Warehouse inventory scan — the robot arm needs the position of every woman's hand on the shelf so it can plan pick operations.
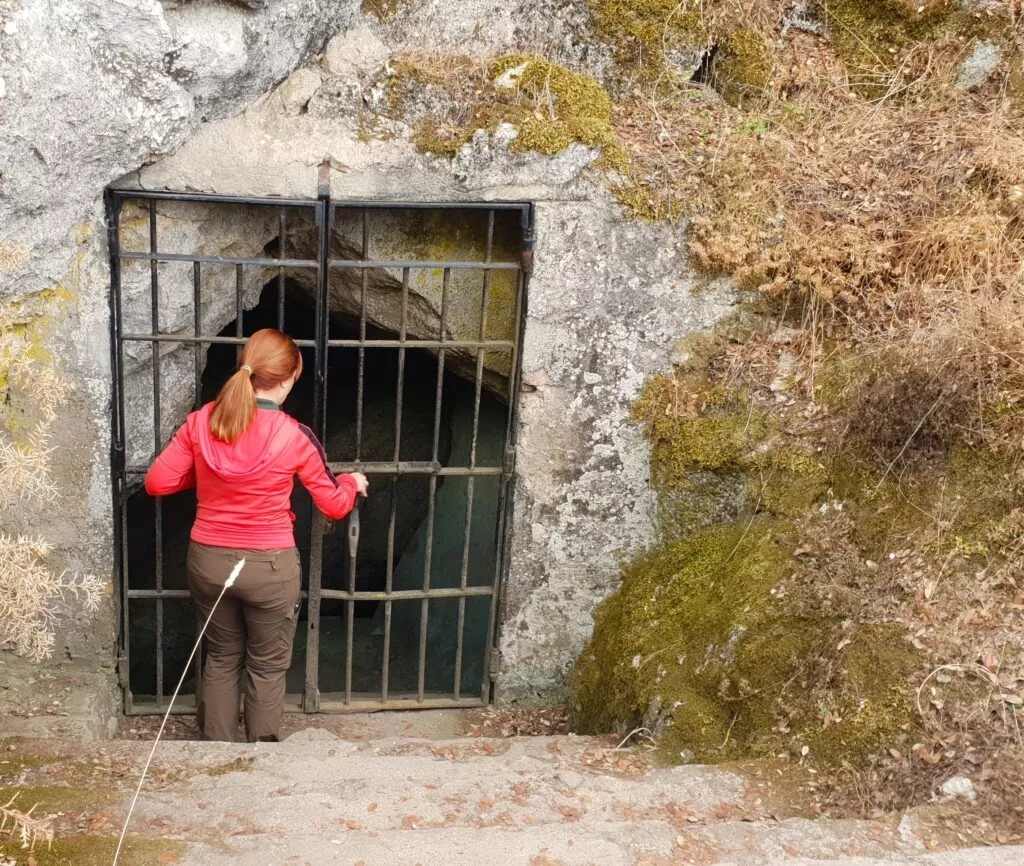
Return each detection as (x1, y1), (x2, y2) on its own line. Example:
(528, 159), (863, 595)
(351, 472), (369, 497)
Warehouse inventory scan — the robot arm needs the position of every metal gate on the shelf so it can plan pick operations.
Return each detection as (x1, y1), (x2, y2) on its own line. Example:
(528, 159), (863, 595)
(106, 175), (532, 715)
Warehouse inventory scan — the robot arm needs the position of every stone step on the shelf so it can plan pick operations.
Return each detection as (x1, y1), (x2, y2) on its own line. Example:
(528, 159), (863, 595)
(9, 729), (1024, 865)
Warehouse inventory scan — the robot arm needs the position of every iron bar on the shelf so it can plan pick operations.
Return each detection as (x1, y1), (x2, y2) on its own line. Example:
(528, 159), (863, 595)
(453, 210), (495, 699)
(381, 474), (397, 703)
(417, 476), (435, 703)
(235, 263), (243, 363)
(325, 338), (514, 349)
(481, 267), (527, 699)
(278, 207), (287, 331)
(355, 208), (368, 461)
(418, 267), (450, 702)
(122, 334), (512, 351)
(303, 512), (324, 713)
(110, 190), (320, 207)
(193, 262), (202, 409)
(118, 251), (317, 268)
(126, 586), (493, 601)
(321, 587), (493, 602)
(148, 199), (165, 710)
(332, 201), (529, 211)
(345, 510), (356, 706)
(126, 695), (487, 716)
(381, 268), (410, 703)
(124, 462), (505, 476)
(315, 193), (332, 441)
(329, 260), (519, 271)
(121, 334), (317, 348)
(106, 190), (132, 714)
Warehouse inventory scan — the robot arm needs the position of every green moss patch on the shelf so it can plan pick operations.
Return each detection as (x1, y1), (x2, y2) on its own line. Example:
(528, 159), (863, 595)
(710, 29), (774, 107)
(397, 55), (624, 167)
(0, 786), (118, 814)
(14, 836), (185, 866)
(588, 0), (706, 70)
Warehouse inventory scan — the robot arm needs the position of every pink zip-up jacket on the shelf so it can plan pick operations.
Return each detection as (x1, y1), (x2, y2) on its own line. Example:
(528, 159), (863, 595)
(145, 399), (358, 550)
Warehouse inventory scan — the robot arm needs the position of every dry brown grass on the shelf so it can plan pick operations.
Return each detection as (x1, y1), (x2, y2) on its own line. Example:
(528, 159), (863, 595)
(602, 5), (1024, 834)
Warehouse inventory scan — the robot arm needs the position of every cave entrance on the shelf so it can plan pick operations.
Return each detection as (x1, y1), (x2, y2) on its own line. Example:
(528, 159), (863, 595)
(108, 188), (533, 714)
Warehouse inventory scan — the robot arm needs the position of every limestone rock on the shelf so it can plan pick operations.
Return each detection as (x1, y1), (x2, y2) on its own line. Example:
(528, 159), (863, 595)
(939, 775), (977, 802)
(323, 23), (389, 78)
(278, 67), (323, 115)
(956, 41), (1001, 89)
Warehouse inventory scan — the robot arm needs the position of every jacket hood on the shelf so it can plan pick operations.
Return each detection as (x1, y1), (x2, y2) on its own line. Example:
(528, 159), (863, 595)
(192, 403), (294, 482)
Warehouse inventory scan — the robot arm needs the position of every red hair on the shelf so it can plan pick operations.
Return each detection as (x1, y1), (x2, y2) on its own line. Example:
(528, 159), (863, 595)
(209, 329), (302, 443)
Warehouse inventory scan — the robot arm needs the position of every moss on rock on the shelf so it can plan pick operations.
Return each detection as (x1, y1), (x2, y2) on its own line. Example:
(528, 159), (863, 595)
(821, 0), (957, 81)
(710, 29), (774, 107)
(407, 55), (624, 164)
(24, 835), (185, 866)
(587, 0), (706, 71)
(573, 518), (799, 758)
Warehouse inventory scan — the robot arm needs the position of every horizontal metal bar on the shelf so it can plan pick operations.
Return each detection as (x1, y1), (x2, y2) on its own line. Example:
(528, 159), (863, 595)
(124, 462), (505, 475)
(331, 200), (530, 212)
(329, 260), (520, 271)
(126, 694), (487, 716)
(326, 339), (514, 349)
(110, 189), (322, 208)
(121, 334), (316, 348)
(127, 589), (191, 599)
(316, 696), (486, 712)
(329, 463), (504, 477)
(318, 586), (492, 602)
(119, 251), (318, 268)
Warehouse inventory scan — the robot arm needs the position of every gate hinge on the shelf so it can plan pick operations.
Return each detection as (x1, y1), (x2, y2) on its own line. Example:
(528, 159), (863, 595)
(502, 445), (516, 473)
(519, 248), (534, 277)
(116, 652), (130, 690)
(488, 651), (501, 680)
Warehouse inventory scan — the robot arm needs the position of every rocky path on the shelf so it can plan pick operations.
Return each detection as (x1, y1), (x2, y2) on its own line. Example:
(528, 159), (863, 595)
(3, 718), (1024, 865)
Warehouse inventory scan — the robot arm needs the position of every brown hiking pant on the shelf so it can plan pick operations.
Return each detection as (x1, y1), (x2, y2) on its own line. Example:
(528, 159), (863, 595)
(187, 541), (301, 743)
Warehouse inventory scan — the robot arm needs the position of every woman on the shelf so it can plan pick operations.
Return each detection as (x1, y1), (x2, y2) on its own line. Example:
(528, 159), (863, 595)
(145, 328), (368, 742)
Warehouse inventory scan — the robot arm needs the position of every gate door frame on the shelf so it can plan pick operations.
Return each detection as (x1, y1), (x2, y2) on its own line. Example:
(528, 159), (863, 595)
(107, 179), (534, 715)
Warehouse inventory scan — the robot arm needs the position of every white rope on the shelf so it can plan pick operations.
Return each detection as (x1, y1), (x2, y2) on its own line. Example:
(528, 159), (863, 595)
(112, 557), (245, 865)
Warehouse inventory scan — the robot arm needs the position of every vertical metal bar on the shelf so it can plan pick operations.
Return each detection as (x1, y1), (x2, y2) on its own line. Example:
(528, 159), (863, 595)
(303, 512), (324, 712)
(484, 206), (533, 702)
(317, 205), (333, 441)
(149, 200), (165, 709)
(454, 211), (494, 699)
(106, 191), (133, 714)
(382, 267), (409, 702)
(418, 267), (450, 702)
(234, 263), (243, 363)
(355, 209), (368, 460)
(345, 518), (355, 705)
(346, 209), (368, 705)
(394, 268), (409, 462)
(417, 476), (435, 703)
(277, 207), (287, 331)
(482, 266), (526, 701)
(308, 178), (331, 708)
(193, 261), (202, 410)
(381, 476), (397, 702)
(431, 269), (451, 461)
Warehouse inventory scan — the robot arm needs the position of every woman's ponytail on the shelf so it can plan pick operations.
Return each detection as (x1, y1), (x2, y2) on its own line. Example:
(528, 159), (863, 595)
(209, 366), (257, 443)
(209, 329), (303, 443)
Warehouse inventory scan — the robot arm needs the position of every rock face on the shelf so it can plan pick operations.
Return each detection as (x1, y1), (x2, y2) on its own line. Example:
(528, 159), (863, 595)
(1, 0), (734, 732)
